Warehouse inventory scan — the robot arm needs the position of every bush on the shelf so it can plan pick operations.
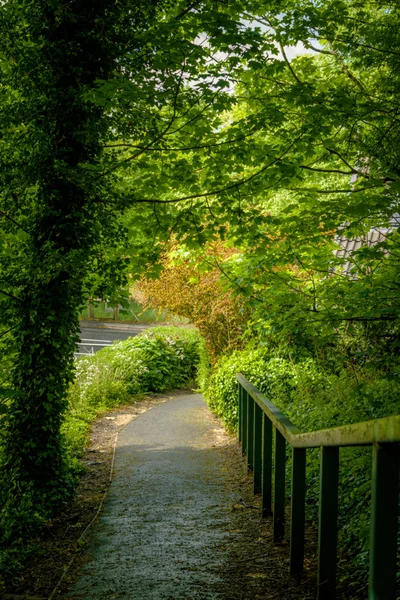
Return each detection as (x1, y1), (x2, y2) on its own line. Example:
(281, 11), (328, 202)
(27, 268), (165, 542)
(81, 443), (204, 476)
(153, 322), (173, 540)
(138, 244), (249, 359)
(63, 326), (209, 458)
(205, 348), (400, 597)
(204, 348), (295, 431)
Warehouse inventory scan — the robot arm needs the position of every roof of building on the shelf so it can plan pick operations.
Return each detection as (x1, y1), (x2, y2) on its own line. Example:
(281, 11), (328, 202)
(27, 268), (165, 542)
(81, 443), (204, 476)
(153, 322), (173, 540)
(334, 214), (399, 273)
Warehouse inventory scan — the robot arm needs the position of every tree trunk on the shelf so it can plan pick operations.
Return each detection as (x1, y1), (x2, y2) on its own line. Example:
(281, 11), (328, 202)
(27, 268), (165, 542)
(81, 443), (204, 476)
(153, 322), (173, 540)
(88, 302), (95, 319)
(0, 0), (145, 521)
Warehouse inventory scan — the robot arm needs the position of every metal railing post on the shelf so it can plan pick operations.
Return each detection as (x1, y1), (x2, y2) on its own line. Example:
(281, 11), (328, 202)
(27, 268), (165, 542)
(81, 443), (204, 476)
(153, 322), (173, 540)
(368, 443), (399, 600)
(262, 414), (273, 517)
(317, 446), (339, 600)
(290, 447), (306, 574)
(253, 402), (262, 493)
(273, 429), (286, 542)
(242, 390), (248, 457)
(247, 393), (254, 471)
(238, 383), (242, 444)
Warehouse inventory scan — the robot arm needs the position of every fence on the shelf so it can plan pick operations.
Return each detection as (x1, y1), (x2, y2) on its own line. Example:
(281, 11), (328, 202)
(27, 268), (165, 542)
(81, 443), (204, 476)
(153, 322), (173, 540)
(237, 373), (400, 600)
(74, 338), (113, 357)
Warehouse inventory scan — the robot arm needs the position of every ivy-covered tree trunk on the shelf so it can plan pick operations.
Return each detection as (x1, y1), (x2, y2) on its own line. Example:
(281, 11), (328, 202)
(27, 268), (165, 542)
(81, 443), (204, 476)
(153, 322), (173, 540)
(0, 0), (155, 529)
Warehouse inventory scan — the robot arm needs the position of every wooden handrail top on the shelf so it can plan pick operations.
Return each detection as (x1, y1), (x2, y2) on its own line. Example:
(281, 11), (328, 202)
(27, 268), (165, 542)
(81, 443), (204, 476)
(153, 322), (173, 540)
(237, 374), (400, 448)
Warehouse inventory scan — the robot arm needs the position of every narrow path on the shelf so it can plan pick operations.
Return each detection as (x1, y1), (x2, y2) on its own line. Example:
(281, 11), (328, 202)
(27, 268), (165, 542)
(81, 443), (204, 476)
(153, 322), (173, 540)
(69, 395), (238, 600)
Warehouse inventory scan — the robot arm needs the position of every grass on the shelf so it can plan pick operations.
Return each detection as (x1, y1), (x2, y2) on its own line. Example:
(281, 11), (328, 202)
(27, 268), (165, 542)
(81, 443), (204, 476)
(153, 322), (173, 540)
(79, 299), (187, 324)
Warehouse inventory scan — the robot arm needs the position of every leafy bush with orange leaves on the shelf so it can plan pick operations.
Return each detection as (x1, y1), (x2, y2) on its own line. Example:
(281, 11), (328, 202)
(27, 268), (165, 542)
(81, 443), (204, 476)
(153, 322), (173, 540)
(137, 245), (248, 360)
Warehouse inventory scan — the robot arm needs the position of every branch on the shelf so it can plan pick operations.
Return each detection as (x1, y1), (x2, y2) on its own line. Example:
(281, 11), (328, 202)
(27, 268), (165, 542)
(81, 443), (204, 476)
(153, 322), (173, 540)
(308, 22), (400, 58)
(103, 131), (255, 152)
(288, 184), (383, 194)
(320, 314), (398, 323)
(257, 75), (289, 89)
(279, 43), (302, 84)
(0, 325), (16, 340)
(100, 60), (187, 176)
(335, 37), (400, 58)
(326, 148), (357, 172)
(102, 90), (224, 175)
(174, 0), (202, 21)
(166, 89), (221, 136)
(110, 135), (306, 205)
(310, 37), (366, 91)
(299, 165), (356, 176)
(0, 289), (21, 303)
(269, 270), (314, 299)
(307, 43), (335, 56)
(249, 14), (303, 84)
(0, 209), (29, 234)
(207, 256), (264, 303)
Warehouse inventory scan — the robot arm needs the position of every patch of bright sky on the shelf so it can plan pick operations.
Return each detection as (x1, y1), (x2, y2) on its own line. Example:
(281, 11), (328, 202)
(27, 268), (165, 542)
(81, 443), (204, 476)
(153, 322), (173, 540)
(241, 17), (321, 60)
(283, 41), (313, 60)
(195, 17), (320, 68)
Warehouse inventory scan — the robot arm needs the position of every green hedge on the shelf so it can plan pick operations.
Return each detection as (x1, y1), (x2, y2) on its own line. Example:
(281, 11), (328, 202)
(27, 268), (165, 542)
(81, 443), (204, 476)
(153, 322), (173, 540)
(204, 349), (295, 431)
(204, 348), (400, 597)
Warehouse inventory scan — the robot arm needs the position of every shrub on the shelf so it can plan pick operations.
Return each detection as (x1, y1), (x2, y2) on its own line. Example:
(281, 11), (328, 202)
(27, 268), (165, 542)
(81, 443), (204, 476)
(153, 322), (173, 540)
(138, 243), (249, 360)
(204, 348), (296, 431)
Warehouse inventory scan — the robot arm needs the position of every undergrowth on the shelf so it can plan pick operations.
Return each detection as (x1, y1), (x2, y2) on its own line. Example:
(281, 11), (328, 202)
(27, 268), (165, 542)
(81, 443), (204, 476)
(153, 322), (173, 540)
(64, 326), (209, 462)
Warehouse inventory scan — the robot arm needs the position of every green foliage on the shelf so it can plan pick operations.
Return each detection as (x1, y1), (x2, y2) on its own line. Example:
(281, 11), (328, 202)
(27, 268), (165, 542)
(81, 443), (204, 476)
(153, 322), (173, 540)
(0, 0), (267, 524)
(139, 244), (248, 359)
(1, 0), (398, 507)
(205, 348), (295, 431)
(0, 0), (399, 593)
(0, 328), (15, 421)
(205, 348), (399, 595)
(0, 0), (163, 534)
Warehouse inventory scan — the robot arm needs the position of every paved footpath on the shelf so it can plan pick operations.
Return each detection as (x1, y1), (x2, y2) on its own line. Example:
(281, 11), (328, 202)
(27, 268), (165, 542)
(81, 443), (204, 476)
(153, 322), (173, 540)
(69, 394), (239, 600)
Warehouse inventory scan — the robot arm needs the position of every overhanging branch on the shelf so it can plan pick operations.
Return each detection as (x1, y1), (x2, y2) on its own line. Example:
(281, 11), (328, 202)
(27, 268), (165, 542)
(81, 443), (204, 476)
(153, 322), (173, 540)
(105, 134), (306, 205)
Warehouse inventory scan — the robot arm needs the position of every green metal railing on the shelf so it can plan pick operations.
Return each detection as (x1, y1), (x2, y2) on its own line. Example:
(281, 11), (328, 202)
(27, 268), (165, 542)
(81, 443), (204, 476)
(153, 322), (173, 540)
(237, 374), (400, 600)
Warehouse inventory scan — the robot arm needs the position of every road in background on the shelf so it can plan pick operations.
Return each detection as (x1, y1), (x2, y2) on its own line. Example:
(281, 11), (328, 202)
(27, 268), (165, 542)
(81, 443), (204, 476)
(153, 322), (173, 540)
(78, 320), (152, 355)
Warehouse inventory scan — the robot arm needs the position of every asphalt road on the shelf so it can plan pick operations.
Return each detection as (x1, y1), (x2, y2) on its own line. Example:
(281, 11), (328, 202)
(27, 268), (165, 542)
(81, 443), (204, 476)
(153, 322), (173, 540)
(78, 320), (152, 354)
